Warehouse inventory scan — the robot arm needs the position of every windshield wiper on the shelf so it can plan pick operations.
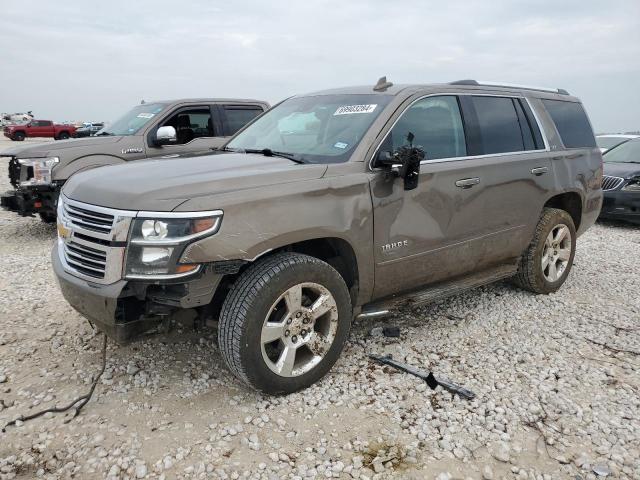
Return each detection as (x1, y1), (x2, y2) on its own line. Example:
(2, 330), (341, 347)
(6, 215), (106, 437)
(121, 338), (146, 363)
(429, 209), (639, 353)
(237, 148), (305, 164)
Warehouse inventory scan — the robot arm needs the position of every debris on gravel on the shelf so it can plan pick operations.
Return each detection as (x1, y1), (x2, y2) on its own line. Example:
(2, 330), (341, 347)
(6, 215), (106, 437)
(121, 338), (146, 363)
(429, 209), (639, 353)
(0, 154), (639, 479)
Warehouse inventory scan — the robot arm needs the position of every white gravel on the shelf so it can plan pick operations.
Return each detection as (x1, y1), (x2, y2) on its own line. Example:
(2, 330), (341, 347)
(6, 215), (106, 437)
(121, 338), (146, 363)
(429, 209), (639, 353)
(0, 143), (639, 479)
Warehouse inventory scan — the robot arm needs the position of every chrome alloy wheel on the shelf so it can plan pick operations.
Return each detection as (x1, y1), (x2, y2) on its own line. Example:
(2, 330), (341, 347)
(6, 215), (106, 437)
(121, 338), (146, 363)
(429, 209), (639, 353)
(541, 224), (572, 282)
(260, 282), (338, 378)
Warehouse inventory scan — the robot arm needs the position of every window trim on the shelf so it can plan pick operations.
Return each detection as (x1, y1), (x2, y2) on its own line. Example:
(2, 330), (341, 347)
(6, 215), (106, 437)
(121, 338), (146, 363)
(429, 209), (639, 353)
(368, 93), (550, 171)
(146, 104), (218, 148)
(219, 104), (266, 136)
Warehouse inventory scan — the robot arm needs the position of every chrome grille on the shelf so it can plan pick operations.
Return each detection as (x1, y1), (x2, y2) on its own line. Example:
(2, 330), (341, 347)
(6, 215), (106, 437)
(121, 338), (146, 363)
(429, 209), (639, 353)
(602, 175), (624, 191)
(63, 241), (107, 279)
(57, 196), (134, 284)
(63, 202), (114, 234)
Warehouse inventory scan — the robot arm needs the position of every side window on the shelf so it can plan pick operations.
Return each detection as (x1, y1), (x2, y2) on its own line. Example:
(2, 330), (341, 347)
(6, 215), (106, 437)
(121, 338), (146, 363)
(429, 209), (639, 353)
(43, 121), (53, 127)
(541, 99), (596, 148)
(472, 96), (524, 154)
(160, 107), (214, 145)
(223, 106), (264, 136)
(387, 96), (467, 160)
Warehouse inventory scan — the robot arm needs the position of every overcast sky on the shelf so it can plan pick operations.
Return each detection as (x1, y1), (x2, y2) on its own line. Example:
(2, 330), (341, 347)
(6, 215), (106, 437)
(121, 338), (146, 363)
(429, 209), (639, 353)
(1, 0), (638, 133)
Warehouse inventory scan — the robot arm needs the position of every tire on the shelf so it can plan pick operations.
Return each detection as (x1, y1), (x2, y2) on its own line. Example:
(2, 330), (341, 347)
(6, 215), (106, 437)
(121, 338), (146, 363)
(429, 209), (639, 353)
(13, 132), (25, 141)
(218, 252), (352, 394)
(38, 212), (56, 223)
(57, 132), (70, 140)
(513, 207), (576, 294)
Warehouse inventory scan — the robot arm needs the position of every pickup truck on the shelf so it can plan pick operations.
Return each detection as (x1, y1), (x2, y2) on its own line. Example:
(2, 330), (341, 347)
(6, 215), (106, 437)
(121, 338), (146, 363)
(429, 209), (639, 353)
(52, 79), (602, 394)
(1, 98), (269, 222)
(3, 120), (76, 141)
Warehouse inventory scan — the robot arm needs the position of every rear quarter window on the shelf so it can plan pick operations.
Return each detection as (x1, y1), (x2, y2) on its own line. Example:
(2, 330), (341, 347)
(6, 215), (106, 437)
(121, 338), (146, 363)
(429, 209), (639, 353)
(542, 99), (596, 148)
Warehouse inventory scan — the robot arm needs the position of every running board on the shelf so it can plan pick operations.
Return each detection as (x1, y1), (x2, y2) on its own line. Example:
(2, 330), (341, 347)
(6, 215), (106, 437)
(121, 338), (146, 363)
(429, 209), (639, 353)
(358, 263), (517, 318)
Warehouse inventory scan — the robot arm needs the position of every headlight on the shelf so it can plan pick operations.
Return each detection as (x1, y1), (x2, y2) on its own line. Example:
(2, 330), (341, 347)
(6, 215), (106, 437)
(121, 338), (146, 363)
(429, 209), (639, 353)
(18, 157), (59, 186)
(622, 177), (640, 192)
(124, 212), (222, 278)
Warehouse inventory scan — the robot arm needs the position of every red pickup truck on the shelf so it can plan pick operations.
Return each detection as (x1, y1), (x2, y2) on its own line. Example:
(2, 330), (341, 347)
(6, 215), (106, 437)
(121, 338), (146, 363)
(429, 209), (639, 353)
(4, 120), (76, 141)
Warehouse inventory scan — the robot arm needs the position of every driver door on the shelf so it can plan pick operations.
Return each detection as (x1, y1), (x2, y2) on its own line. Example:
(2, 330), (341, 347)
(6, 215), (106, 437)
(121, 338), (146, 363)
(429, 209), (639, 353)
(369, 95), (489, 298)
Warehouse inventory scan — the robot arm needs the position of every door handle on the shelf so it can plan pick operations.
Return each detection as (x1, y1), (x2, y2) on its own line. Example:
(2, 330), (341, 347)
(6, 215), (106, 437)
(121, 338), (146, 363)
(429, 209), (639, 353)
(531, 166), (549, 176)
(455, 177), (480, 188)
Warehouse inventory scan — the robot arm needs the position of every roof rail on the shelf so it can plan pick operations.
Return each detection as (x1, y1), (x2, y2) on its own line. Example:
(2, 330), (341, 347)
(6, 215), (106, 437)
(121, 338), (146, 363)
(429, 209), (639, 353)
(449, 79), (569, 95)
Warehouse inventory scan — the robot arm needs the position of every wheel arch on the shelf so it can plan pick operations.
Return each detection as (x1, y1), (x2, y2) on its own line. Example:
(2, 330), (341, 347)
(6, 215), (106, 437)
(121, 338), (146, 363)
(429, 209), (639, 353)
(543, 191), (583, 231)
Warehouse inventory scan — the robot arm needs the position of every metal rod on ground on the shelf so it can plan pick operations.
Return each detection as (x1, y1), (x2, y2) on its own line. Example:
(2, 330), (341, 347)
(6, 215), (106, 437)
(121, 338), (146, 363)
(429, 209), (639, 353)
(368, 353), (476, 400)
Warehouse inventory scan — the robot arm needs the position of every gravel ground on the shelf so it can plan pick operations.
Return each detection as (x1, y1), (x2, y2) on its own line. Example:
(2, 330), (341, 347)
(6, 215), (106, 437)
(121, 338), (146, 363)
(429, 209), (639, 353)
(0, 138), (639, 480)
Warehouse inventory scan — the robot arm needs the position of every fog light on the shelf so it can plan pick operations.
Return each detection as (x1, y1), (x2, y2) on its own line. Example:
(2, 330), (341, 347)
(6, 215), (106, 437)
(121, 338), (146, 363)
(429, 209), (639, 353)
(141, 247), (172, 264)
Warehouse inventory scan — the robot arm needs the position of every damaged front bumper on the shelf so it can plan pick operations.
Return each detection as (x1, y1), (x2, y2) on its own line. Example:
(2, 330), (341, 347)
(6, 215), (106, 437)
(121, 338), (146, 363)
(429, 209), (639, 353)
(599, 190), (640, 224)
(1, 186), (59, 217)
(52, 243), (224, 343)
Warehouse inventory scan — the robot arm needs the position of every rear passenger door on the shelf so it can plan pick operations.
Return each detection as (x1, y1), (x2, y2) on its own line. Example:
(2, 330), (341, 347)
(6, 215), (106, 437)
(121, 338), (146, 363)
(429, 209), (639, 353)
(460, 94), (554, 263)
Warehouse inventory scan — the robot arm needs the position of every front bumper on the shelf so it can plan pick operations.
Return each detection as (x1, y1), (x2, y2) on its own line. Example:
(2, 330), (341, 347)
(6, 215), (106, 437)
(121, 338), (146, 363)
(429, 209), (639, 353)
(599, 190), (640, 224)
(52, 242), (224, 343)
(1, 187), (59, 217)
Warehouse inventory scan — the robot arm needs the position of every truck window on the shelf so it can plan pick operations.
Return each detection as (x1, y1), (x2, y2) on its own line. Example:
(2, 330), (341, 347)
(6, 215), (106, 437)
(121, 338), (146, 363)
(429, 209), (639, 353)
(472, 96), (525, 154)
(387, 96), (467, 160)
(223, 106), (264, 136)
(41, 121), (53, 127)
(160, 107), (214, 144)
(541, 99), (596, 148)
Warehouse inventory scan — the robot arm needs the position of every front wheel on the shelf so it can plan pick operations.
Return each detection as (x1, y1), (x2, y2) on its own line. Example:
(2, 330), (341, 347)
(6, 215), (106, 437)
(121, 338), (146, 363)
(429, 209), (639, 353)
(513, 207), (576, 294)
(56, 132), (70, 140)
(218, 252), (352, 394)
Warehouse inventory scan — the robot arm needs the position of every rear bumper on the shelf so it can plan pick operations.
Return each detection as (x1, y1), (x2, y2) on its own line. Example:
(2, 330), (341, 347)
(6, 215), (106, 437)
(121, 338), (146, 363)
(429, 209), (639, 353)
(1, 187), (59, 217)
(599, 190), (640, 224)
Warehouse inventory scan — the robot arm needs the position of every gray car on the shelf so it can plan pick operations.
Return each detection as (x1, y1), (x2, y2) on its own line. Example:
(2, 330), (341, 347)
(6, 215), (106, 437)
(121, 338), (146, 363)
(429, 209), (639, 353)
(52, 78), (602, 394)
(1, 98), (269, 221)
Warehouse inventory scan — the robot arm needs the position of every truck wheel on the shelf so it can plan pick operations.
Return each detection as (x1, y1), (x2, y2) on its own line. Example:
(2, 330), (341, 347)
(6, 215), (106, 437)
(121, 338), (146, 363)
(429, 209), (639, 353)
(57, 131), (70, 140)
(13, 132), (25, 141)
(218, 252), (352, 394)
(38, 212), (56, 223)
(513, 207), (576, 294)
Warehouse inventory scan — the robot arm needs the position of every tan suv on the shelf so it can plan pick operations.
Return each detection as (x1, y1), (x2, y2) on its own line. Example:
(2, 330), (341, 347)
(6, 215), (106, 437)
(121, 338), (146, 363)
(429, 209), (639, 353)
(52, 78), (603, 394)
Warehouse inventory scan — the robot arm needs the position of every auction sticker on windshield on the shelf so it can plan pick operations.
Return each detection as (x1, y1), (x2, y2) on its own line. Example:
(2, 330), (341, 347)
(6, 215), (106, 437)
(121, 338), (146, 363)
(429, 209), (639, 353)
(334, 104), (377, 115)
(137, 113), (155, 119)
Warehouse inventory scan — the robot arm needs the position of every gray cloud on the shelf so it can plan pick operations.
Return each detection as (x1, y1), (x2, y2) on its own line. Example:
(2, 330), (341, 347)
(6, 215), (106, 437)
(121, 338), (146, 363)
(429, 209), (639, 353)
(1, 0), (638, 132)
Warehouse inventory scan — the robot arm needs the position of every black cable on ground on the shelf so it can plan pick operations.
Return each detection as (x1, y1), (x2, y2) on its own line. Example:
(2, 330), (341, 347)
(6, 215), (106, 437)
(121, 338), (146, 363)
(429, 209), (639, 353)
(1, 334), (108, 433)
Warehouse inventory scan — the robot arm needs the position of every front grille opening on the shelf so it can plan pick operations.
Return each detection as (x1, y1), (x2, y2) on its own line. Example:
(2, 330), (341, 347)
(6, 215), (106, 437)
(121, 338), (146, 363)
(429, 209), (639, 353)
(73, 232), (111, 246)
(602, 175), (624, 191)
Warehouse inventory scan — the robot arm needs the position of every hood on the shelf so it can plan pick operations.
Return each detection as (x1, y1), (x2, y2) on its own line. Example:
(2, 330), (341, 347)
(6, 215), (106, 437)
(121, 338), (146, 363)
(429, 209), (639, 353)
(63, 152), (328, 211)
(0, 135), (124, 158)
(603, 162), (640, 180)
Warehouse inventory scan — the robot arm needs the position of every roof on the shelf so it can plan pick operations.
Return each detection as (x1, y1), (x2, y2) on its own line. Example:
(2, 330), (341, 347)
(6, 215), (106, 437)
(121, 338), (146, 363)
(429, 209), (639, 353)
(144, 98), (269, 105)
(297, 80), (579, 102)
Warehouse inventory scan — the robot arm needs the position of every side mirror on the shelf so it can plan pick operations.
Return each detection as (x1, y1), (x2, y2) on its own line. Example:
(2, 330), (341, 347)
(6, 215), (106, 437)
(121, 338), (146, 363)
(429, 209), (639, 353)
(377, 146), (424, 191)
(155, 126), (177, 146)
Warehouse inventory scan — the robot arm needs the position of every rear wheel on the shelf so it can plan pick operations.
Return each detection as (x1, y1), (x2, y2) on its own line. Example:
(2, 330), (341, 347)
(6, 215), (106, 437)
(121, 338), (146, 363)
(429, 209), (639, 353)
(218, 252), (352, 394)
(13, 132), (25, 141)
(513, 207), (576, 294)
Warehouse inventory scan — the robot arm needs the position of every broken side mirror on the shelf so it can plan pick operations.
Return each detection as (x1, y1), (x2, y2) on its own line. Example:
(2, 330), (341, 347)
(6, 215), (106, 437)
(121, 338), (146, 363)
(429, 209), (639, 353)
(377, 144), (424, 191)
(155, 126), (177, 146)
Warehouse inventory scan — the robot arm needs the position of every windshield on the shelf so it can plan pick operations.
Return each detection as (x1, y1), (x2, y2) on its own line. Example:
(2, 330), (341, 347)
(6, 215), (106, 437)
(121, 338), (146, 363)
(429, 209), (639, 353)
(597, 136), (632, 150)
(603, 139), (640, 163)
(226, 94), (393, 163)
(98, 103), (168, 136)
